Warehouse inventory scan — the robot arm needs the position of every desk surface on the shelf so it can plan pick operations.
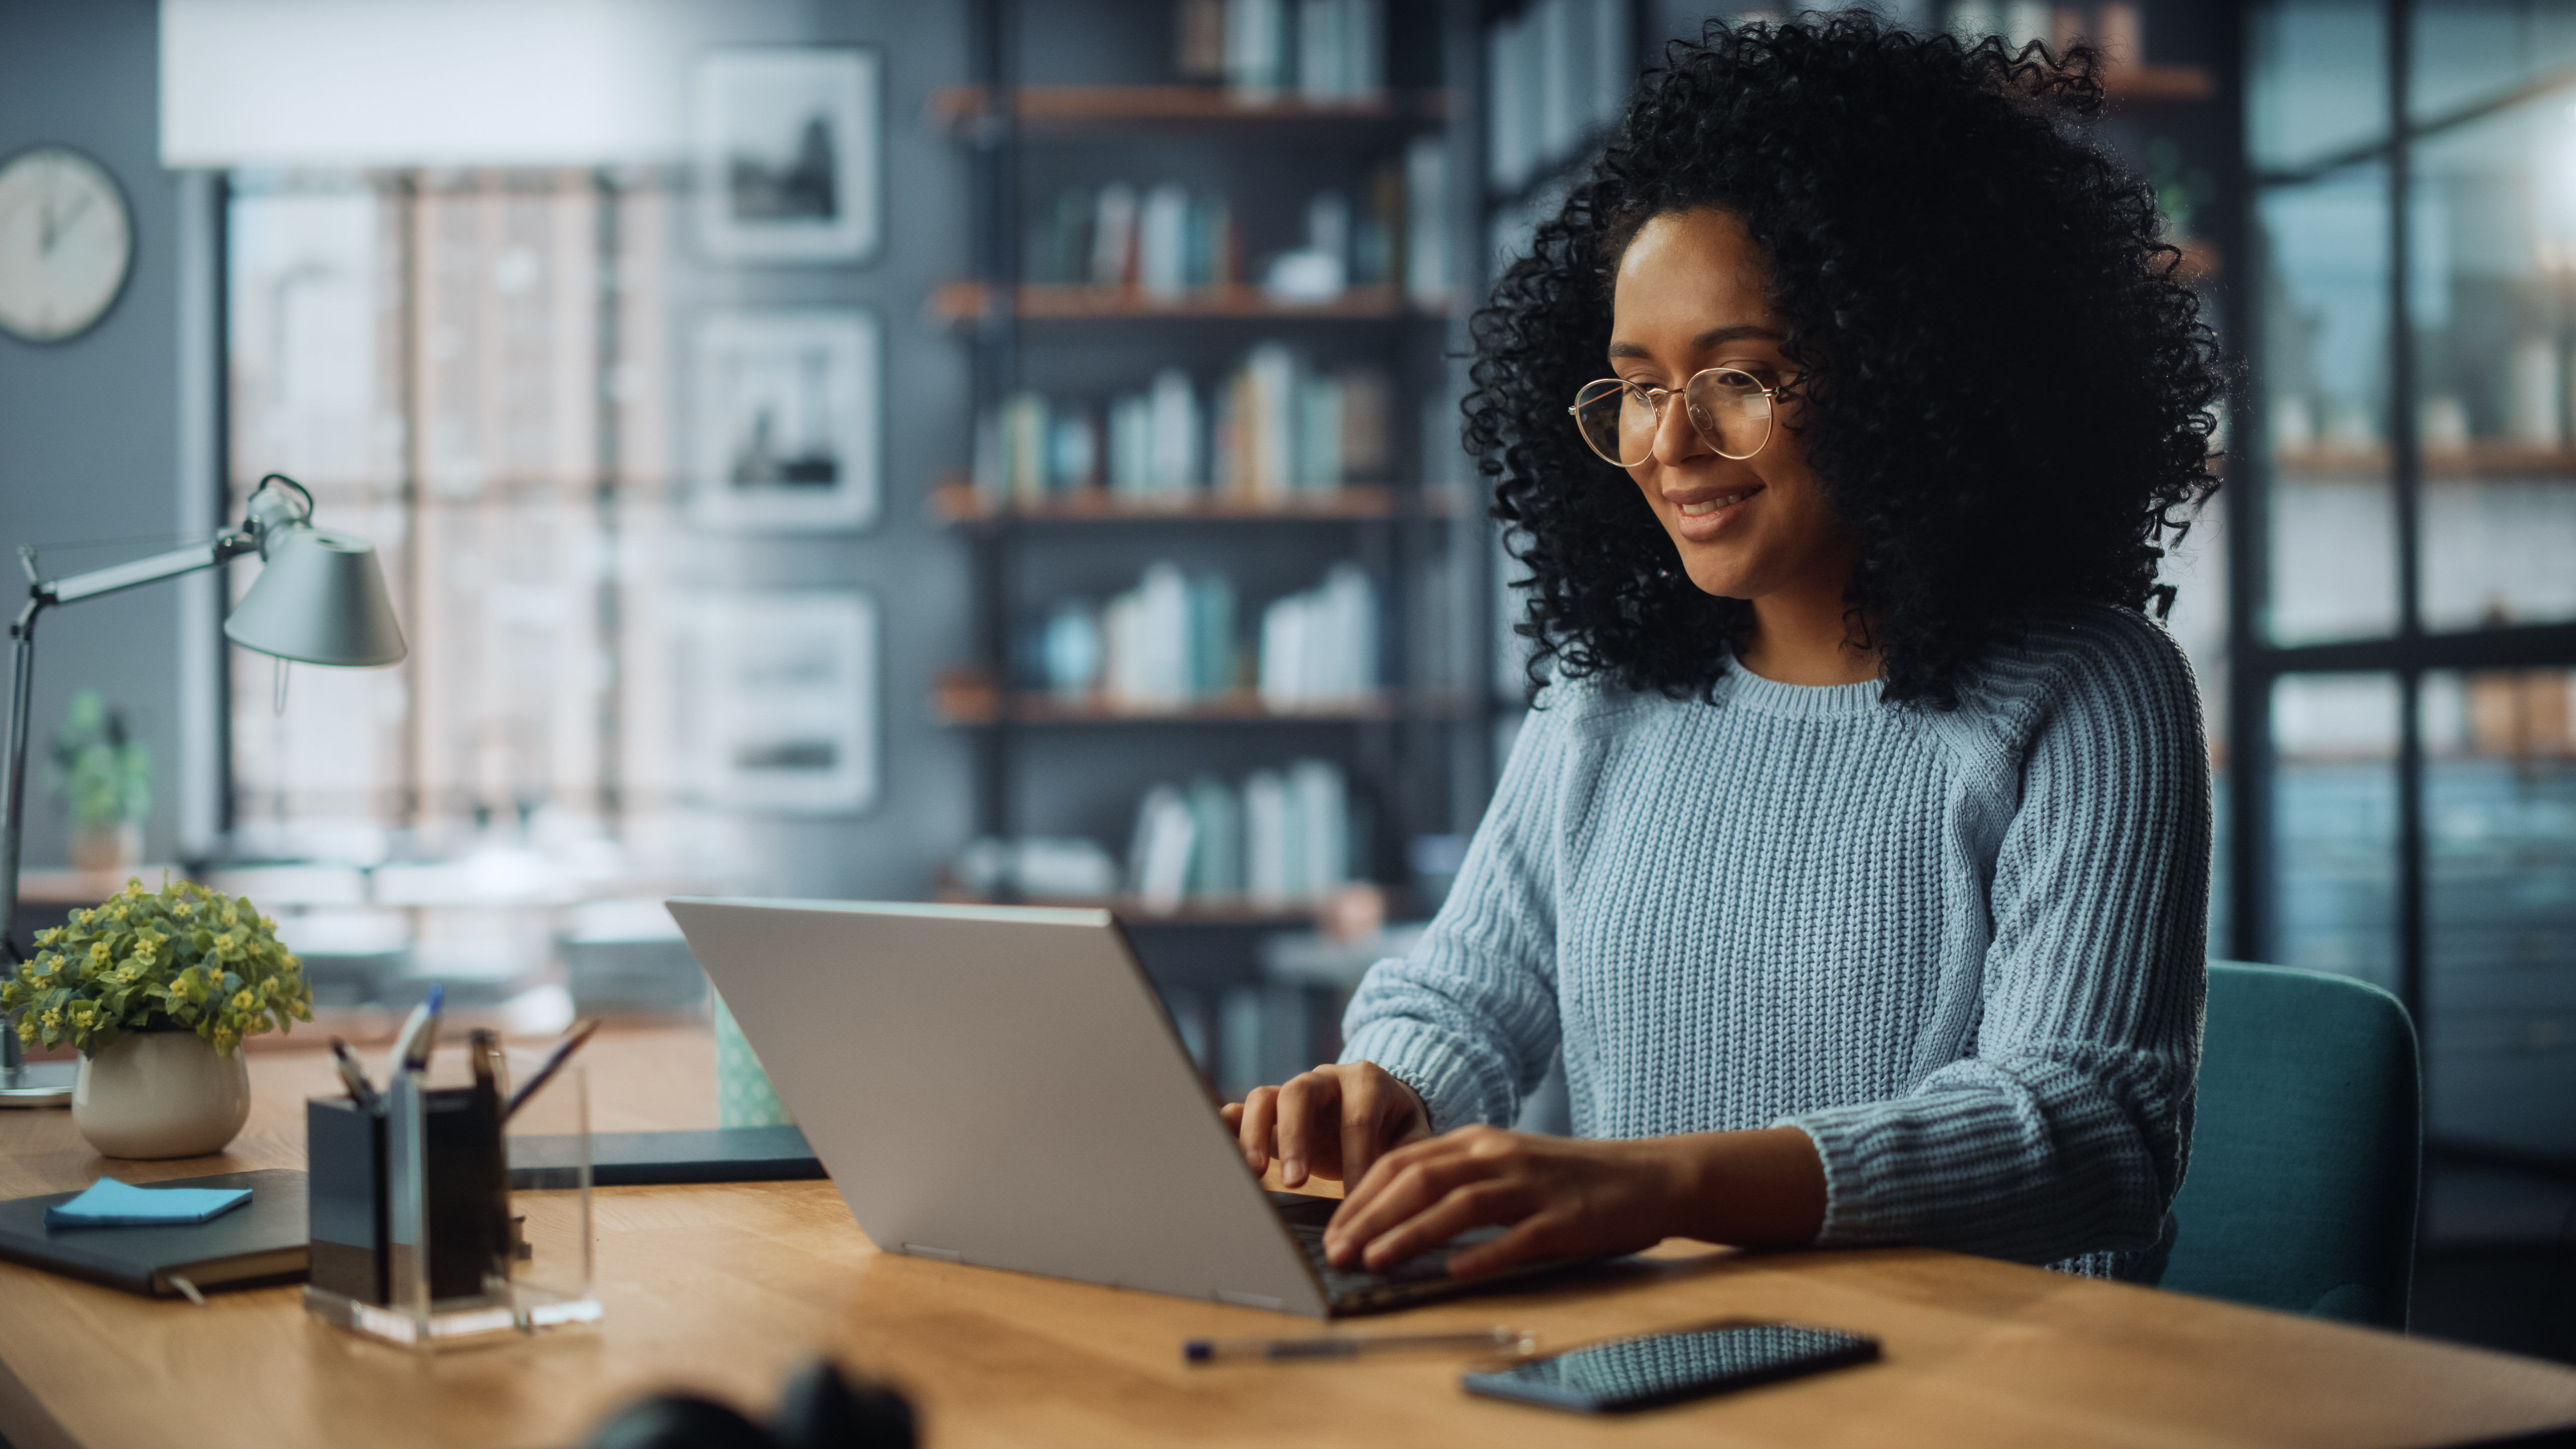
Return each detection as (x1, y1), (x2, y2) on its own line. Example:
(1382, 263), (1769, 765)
(0, 1030), (2571, 1449)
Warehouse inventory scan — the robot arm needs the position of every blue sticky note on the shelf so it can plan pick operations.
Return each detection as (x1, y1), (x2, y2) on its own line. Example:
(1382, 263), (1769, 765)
(43, 1178), (252, 1229)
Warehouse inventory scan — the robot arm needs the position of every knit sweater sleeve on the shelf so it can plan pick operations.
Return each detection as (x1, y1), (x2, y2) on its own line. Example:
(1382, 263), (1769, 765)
(1336, 701), (1575, 1132)
(1780, 615), (2211, 1266)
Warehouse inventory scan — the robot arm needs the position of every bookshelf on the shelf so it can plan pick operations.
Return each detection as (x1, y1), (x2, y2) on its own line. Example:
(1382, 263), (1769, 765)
(942, 0), (1487, 957)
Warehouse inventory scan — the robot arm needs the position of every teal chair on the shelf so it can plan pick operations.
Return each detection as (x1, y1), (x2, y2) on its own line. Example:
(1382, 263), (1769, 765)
(2162, 960), (2422, 1330)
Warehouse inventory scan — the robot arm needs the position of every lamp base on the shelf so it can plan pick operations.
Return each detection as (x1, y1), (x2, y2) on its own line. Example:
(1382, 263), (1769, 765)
(0, 1059), (75, 1107)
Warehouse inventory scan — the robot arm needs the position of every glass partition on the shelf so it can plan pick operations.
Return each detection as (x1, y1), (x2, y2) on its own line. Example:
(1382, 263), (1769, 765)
(2413, 99), (2576, 633)
(2423, 667), (2576, 1156)
(2271, 673), (2402, 990)
(2261, 167), (2401, 645)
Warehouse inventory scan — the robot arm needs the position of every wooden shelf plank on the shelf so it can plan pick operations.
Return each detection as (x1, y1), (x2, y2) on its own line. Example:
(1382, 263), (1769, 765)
(931, 85), (1451, 137)
(2278, 444), (2576, 480)
(932, 281), (1437, 323)
(933, 679), (1461, 727)
(2104, 65), (2217, 101)
(931, 480), (1478, 524)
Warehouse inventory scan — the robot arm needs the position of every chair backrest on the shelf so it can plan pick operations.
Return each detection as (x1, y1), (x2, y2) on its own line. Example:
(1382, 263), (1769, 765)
(2162, 960), (2421, 1329)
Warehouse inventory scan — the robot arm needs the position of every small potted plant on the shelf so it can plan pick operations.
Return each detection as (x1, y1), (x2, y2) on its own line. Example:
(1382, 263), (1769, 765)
(48, 690), (149, 872)
(2, 877), (313, 1158)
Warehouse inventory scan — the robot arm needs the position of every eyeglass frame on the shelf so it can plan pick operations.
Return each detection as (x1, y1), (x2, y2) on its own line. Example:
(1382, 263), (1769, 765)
(1565, 367), (1782, 466)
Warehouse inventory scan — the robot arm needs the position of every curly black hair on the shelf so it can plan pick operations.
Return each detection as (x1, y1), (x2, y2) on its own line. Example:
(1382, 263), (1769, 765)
(1466, 15), (2226, 707)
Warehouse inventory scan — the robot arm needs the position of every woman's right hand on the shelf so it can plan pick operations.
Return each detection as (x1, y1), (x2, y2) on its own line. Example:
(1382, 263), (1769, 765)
(1220, 1062), (1431, 1191)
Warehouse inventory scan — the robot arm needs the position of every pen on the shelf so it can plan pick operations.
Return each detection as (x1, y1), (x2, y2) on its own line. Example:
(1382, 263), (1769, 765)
(328, 1036), (380, 1113)
(466, 1028), (500, 1096)
(388, 983), (444, 1077)
(502, 1018), (599, 1120)
(1183, 1327), (1535, 1364)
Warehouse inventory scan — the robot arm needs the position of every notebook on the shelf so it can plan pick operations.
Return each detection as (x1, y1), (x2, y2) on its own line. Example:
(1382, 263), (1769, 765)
(505, 1126), (825, 1187)
(0, 1169), (308, 1300)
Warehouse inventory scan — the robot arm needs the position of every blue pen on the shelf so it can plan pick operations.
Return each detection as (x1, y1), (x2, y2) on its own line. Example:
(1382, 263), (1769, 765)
(390, 983), (444, 1076)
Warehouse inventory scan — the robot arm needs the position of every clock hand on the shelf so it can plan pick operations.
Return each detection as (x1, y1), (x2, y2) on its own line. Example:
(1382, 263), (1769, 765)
(41, 189), (94, 257)
(44, 190), (95, 255)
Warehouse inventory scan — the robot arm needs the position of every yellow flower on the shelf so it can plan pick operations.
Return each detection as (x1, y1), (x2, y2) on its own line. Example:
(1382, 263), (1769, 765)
(230, 989), (256, 1013)
(122, 879), (144, 898)
(220, 907), (239, 928)
(39, 1010), (60, 1031)
(211, 1027), (238, 1054)
(15, 1021), (32, 1043)
(173, 901), (193, 918)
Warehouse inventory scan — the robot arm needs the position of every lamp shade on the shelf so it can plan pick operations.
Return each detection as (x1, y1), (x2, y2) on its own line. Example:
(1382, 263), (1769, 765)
(222, 526), (408, 666)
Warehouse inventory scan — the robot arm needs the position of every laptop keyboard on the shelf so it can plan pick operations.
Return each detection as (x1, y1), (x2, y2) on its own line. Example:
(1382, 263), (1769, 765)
(1268, 1192), (1500, 1306)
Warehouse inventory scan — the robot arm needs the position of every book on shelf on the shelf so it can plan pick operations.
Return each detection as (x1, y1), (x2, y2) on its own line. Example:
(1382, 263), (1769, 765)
(1023, 158), (1433, 309)
(975, 349), (1393, 510)
(1403, 134), (1450, 308)
(1258, 563), (1379, 710)
(1486, 0), (1635, 196)
(1181, 0), (1386, 102)
(1141, 758), (1355, 913)
(1035, 559), (1378, 713)
(947, 757), (1358, 918)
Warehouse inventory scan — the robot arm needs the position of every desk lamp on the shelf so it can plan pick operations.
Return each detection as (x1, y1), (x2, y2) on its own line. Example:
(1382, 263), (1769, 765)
(0, 474), (405, 1105)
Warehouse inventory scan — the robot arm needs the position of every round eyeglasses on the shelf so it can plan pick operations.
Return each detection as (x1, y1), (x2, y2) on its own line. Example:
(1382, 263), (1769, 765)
(1567, 368), (1777, 467)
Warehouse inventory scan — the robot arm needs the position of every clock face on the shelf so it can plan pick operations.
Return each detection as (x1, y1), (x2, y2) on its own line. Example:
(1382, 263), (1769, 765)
(0, 146), (134, 344)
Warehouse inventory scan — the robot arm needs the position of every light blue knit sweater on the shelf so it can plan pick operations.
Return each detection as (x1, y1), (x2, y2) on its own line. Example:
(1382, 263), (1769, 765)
(1340, 603), (2210, 1280)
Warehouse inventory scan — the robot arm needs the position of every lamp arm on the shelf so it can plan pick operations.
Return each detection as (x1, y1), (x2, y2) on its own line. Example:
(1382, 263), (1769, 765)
(39, 530), (255, 606)
(0, 528), (254, 1083)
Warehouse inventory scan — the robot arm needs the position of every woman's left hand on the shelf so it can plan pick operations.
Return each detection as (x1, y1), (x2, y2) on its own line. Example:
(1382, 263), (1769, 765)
(1321, 1123), (1828, 1279)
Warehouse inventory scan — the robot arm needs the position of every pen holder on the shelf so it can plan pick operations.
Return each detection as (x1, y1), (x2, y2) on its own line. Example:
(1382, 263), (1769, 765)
(303, 1045), (599, 1350)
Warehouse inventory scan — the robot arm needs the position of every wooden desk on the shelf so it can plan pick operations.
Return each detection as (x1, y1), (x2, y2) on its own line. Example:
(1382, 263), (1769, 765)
(0, 1031), (2571, 1449)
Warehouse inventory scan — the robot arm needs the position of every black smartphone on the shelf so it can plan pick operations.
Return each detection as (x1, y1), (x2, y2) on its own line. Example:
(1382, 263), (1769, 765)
(1461, 1321), (1880, 1414)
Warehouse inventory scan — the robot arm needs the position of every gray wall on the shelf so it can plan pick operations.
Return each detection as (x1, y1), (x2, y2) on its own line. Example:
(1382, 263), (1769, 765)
(695, 2), (975, 900)
(0, 0), (191, 871)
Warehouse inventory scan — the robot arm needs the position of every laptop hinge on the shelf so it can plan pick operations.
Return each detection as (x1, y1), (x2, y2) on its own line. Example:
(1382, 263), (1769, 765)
(901, 1243), (963, 1263)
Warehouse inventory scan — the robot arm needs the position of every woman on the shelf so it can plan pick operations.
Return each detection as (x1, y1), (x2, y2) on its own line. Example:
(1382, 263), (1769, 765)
(1223, 17), (2223, 1284)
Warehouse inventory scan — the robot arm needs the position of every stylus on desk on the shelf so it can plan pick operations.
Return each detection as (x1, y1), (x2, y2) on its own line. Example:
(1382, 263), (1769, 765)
(1184, 1327), (1535, 1364)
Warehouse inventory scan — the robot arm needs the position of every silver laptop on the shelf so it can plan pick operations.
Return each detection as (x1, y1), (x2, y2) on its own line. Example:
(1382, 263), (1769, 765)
(664, 897), (1567, 1317)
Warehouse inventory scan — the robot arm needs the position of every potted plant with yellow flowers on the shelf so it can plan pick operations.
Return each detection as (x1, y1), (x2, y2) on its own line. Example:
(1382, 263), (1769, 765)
(2, 877), (313, 1158)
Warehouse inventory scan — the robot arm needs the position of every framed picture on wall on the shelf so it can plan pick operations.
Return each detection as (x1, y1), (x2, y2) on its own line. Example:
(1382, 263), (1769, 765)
(689, 309), (880, 531)
(673, 591), (879, 815)
(693, 47), (880, 263)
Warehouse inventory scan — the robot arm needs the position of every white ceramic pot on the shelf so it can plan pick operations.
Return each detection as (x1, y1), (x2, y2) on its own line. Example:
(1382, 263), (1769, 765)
(71, 1030), (251, 1159)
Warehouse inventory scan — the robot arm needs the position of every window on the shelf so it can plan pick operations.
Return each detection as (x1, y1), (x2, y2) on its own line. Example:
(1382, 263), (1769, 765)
(2245, 0), (2576, 1160)
(222, 169), (715, 1008)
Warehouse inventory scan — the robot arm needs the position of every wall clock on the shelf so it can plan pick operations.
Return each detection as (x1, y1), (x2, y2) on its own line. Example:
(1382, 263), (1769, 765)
(0, 145), (134, 344)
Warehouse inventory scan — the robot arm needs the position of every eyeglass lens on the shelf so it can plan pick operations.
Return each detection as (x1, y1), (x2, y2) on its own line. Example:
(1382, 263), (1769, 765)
(1571, 370), (1773, 466)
